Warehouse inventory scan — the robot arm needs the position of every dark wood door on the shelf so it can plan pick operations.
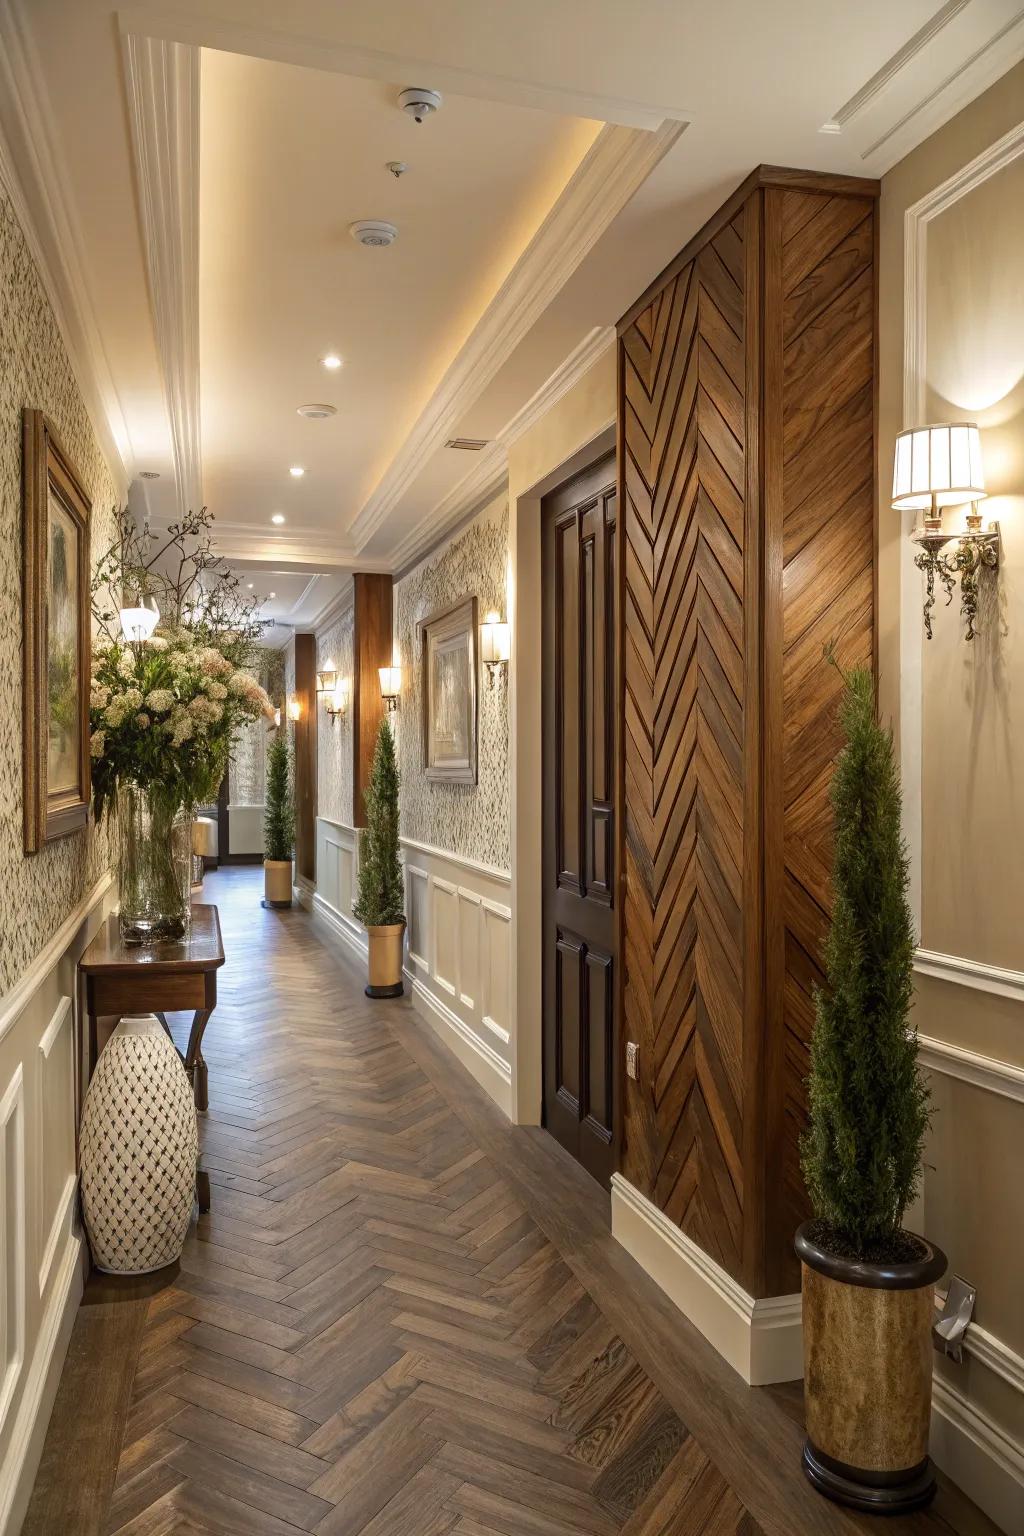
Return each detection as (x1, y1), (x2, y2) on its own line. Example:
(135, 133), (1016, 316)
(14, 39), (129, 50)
(541, 453), (618, 1186)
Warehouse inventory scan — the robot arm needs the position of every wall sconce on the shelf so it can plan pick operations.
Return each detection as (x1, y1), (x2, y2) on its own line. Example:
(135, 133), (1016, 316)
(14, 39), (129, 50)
(287, 696), (301, 722)
(316, 668), (338, 695)
(273, 706), (281, 729)
(479, 611), (510, 686)
(379, 665), (401, 713)
(325, 679), (349, 720)
(892, 421), (999, 641)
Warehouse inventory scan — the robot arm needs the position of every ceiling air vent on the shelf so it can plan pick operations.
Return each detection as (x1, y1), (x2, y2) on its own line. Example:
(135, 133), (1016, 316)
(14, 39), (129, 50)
(445, 437), (490, 452)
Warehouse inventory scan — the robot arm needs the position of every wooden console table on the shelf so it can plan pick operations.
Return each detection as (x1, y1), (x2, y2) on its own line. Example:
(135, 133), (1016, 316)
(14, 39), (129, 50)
(80, 905), (224, 1212)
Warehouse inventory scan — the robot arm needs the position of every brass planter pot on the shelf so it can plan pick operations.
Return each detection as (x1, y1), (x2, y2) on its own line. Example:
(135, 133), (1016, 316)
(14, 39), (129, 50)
(365, 922), (405, 998)
(262, 859), (293, 909)
(796, 1222), (947, 1514)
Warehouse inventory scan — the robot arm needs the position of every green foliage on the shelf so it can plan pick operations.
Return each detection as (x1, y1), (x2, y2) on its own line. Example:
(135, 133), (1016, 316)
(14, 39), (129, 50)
(264, 735), (294, 862)
(800, 653), (931, 1255)
(353, 719), (404, 928)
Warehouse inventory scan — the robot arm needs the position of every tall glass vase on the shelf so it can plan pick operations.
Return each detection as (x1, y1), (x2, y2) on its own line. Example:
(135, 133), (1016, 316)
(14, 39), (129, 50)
(114, 783), (194, 945)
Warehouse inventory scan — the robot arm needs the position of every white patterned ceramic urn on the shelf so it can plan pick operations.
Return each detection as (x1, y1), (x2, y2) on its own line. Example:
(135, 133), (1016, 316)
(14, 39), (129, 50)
(79, 1014), (198, 1273)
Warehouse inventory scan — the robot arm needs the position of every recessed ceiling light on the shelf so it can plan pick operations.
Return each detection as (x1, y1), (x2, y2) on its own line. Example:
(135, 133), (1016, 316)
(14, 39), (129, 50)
(247, 582), (254, 589)
(297, 403), (337, 420)
(271, 513), (286, 525)
(289, 465), (305, 478)
(321, 354), (342, 370)
(269, 592), (276, 599)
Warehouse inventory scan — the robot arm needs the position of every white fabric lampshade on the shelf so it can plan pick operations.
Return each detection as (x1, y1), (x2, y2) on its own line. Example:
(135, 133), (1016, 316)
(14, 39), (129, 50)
(892, 422), (985, 512)
(378, 665), (401, 700)
(479, 615), (510, 665)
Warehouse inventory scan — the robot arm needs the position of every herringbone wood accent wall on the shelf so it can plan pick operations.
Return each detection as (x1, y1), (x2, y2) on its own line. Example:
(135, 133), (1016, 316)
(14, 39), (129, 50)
(618, 169), (877, 1297)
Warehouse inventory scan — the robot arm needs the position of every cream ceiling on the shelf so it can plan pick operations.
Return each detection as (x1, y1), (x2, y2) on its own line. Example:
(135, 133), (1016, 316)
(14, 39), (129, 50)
(2, 0), (1022, 596)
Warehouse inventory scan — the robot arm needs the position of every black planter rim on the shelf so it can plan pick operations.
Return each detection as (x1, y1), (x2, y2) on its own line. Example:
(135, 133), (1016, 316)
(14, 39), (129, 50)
(795, 1220), (947, 1291)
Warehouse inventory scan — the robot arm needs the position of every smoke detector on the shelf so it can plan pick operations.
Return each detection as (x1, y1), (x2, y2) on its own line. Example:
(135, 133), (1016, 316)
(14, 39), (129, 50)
(296, 403), (337, 420)
(349, 219), (398, 248)
(398, 87), (442, 123)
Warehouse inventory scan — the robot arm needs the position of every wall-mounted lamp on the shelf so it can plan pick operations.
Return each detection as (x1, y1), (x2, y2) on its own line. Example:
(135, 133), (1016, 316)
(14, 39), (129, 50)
(287, 696), (301, 722)
(273, 706), (281, 730)
(379, 665), (401, 713)
(892, 421), (999, 641)
(325, 679), (349, 720)
(479, 611), (510, 686)
(316, 668), (338, 694)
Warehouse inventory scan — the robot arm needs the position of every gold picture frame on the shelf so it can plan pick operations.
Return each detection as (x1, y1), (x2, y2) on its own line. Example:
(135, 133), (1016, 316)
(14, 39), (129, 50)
(420, 596), (478, 785)
(22, 409), (92, 853)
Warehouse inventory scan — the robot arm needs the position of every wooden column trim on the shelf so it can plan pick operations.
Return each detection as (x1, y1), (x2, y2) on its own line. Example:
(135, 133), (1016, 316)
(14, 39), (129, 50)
(352, 573), (393, 829)
(293, 633), (317, 883)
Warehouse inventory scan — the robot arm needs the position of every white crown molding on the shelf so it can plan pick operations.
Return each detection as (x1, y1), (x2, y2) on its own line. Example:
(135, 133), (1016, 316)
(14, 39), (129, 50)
(156, 516), (382, 572)
(0, 0), (131, 490)
(918, 1032), (1024, 1104)
(121, 30), (202, 518)
(347, 120), (683, 554)
(118, 8), (690, 131)
(388, 325), (615, 574)
(307, 579), (355, 638)
(860, 7), (1024, 173)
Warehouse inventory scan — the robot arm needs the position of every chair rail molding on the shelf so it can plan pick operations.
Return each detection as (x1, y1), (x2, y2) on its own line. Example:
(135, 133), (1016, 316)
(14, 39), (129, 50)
(917, 1032), (1024, 1105)
(900, 119), (1024, 935)
(121, 28), (202, 518)
(916, 945), (1024, 1003)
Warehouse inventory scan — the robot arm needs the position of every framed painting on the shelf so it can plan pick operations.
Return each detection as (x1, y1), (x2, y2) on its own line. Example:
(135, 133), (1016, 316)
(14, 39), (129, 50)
(420, 596), (478, 784)
(22, 409), (92, 853)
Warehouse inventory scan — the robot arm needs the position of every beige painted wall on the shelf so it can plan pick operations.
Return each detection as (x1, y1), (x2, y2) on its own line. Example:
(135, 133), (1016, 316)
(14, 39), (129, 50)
(508, 344), (616, 1122)
(878, 59), (1024, 1497)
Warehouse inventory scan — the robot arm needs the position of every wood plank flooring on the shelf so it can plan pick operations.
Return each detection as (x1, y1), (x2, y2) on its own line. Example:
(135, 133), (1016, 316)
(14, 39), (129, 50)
(26, 866), (996, 1536)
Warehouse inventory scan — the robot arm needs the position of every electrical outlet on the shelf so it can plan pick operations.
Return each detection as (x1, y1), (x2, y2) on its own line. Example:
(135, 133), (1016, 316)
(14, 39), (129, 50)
(626, 1042), (639, 1080)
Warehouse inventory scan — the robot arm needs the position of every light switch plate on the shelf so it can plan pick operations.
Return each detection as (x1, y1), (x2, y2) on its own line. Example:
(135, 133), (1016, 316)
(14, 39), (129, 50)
(626, 1042), (639, 1080)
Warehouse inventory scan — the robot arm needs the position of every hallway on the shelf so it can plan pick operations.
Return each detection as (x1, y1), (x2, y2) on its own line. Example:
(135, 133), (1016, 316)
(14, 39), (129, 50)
(25, 868), (993, 1536)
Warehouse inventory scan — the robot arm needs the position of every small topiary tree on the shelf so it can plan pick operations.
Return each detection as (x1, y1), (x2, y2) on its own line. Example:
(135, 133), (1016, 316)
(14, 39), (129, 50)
(264, 734), (294, 862)
(800, 653), (931, 1258)
(354, 718), (404, 927)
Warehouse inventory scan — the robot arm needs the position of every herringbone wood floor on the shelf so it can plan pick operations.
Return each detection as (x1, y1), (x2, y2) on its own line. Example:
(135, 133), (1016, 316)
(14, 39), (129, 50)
(27, 867), (995, 1536)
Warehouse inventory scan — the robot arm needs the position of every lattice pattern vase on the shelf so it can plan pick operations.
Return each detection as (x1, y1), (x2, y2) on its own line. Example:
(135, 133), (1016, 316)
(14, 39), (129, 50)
(79, 1014), (198, 1274)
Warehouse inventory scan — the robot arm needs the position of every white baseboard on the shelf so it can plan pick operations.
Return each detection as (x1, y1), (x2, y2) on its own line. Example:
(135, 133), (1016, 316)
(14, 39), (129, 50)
(610, 1175), (802, 1386)
(405, 968), (513, 1119)
(932, 1375), (1024, 1535)
(312, 892), (367, 964)
(0, 1232), (84, 1536)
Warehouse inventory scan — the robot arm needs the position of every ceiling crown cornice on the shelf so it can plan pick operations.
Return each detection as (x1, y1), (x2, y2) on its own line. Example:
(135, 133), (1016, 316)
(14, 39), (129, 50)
(121, 30), (202, 519)
(0, 0), (131, 491)
(346, 119), (684, 554)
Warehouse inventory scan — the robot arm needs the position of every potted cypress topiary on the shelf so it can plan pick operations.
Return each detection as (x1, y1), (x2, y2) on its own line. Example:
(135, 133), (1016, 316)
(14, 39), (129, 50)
(263, 734), (294, 909)
(797, 655), (943, 1514)
(354, 718), (405, 997)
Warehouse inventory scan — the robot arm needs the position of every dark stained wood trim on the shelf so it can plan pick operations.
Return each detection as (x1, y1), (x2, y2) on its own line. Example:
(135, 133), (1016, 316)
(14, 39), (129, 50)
(618, 164), (880, 334)
(293, 632), (317, 882)
(352, 573), (393, 828)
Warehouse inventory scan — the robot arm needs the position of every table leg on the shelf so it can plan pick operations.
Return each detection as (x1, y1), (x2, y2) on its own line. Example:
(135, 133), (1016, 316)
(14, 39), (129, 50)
(87, 1013), (97, 1079)
(184, 1008), (212, 1112)
(197, 1167), (211, 1213)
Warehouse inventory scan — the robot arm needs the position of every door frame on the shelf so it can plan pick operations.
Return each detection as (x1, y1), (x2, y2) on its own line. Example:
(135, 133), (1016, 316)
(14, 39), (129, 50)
(509, 422), (616, 1128)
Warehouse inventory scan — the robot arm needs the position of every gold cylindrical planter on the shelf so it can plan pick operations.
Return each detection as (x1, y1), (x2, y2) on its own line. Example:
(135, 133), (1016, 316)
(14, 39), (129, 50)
(262, 859), (293, 909)
(365, 922), (405, 998)
(796, 1222), (947, 1514)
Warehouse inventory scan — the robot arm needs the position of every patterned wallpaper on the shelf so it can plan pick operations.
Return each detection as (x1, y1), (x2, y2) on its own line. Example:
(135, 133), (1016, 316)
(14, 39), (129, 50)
(393, 496), (510, 872)
(316, 604), (354, 826)
(0, 184), (120, 994)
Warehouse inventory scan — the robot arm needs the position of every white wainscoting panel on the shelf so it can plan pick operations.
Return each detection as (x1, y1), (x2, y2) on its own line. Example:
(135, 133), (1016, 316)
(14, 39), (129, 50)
(0, 871), (113, 1536)
(312, 819), (365, 964)
(400, 840), (512, 1117)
